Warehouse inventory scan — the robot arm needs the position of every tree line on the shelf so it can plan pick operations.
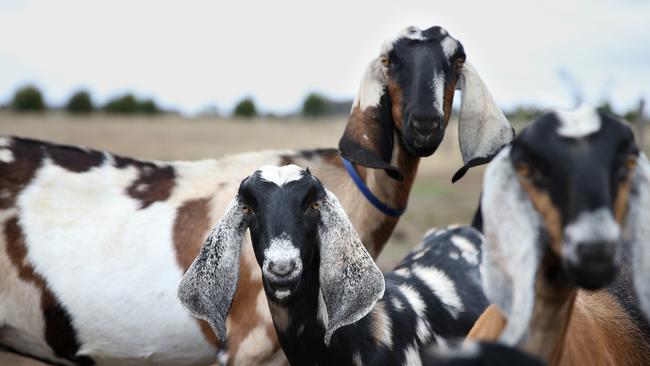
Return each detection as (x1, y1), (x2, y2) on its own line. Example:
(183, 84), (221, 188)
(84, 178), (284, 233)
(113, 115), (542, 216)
(2, 85), (353, 119)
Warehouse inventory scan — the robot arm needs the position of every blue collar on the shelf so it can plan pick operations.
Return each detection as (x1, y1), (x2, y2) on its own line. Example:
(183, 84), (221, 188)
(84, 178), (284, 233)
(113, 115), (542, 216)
(341, 157), (406, 218)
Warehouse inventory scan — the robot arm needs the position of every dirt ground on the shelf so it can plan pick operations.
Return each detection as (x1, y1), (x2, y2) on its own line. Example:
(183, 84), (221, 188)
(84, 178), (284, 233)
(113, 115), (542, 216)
(1, 112), (646, 364)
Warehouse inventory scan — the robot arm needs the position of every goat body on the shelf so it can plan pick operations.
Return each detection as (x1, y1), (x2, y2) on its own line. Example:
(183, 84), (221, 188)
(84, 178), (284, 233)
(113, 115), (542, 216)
(269, 226), (489, 366)
(0, 137), (410, 365)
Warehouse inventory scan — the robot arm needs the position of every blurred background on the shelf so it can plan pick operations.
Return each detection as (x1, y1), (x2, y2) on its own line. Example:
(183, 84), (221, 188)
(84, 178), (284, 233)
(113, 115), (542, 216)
(1, 2), (648, 363)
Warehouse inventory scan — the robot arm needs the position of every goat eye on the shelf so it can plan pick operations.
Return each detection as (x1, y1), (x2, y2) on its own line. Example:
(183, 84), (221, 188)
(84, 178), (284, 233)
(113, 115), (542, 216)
(380, 57), (390, 67)
(242, 205), (252, 214)
(455, 58), (464, 69)
(310, 202), (321, 211)
(626, 156), (637, 170)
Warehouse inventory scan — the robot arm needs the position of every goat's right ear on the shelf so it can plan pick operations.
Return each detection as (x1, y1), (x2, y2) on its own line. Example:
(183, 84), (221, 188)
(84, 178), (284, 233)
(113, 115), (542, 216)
(452, 63), (515, 183)
(480, 146), (541, 345)
(177, 197), (248, 343)
(628, 153), (650, 318)
(317, 189), (385, 345)
(339, 59), (402, 181)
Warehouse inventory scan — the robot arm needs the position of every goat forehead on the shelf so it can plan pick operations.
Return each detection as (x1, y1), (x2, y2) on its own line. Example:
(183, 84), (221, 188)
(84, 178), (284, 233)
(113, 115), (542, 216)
(381, 25), (456, 56)
(258, 164), (305, 186)
(555, 105), (602, 138)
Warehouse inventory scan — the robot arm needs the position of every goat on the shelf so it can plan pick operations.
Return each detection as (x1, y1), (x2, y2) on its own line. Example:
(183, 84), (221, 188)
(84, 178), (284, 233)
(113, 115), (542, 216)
(467, 106), (650, 365)
(178, 164), (489, 365)
(0, 25), (512, 365)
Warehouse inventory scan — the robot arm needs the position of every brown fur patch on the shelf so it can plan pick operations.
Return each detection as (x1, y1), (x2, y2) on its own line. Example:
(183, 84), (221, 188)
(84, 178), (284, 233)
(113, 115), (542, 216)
(614, 174), (632, 225)
(0, 138), (45, 209)
(226, 255), (275, 361)
(466, 304), (507, 341)
(4, 217), (94, 365)
(114, 156), (176, 209)
(443, 75), (458, 126)
(47, 144), (104, 173)
(172, 197), (220, 346)
(387, 80), (404, 129)
(517, 176), (563, 254)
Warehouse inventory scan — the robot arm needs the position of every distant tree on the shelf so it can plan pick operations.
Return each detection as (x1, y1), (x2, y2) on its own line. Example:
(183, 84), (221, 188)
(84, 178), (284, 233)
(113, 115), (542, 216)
(138, 99), (160, 114)
(11, 85), (46, 112)
(103, 94), (138, 114)
(233, 97), (257, 118)
(302, 93), (329, 118)
(66, 90), (94, 113)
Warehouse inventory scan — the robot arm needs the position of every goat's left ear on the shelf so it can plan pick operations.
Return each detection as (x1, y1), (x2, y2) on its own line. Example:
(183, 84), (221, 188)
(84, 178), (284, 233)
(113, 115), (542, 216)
(452, 62), (515, 183)
(339, 59), (402, 181)
(317, 189), (385, 345)
(628, 153), (650, 318)
(177, 197), (248, 343)
(481, 146), (541, 345)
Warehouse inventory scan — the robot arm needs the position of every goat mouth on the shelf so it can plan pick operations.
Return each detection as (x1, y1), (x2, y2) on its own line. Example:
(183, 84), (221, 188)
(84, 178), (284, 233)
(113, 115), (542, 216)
(265, 280), (298, 301)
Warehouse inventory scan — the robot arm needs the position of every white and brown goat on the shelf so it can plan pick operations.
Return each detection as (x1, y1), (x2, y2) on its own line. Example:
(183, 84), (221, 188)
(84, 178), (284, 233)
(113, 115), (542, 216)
(0, 25), (511, 365)
(468, 107), (650, 365)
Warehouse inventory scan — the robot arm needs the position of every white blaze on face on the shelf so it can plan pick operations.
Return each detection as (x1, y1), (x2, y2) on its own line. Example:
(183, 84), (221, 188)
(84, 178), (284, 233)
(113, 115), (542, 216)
(259, 164), (304, 186)
(432, 71), (446, 116)
(555, 105), (601, 138)
(563, 208), (620, 263)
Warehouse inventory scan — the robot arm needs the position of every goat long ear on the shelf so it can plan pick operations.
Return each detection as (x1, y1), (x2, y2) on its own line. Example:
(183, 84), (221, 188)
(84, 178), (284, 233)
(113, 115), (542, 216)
(628, 153), (650, 318)
(318, 189), (385, 345)
(339, 59), (402, 181)
(177, 197), (248, 343)
(481, 146), (541, 345)
(452, 63), (515, 183)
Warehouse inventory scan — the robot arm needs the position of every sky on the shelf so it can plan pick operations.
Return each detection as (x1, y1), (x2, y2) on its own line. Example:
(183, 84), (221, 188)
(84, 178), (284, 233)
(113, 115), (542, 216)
(0, 0), (648, 115)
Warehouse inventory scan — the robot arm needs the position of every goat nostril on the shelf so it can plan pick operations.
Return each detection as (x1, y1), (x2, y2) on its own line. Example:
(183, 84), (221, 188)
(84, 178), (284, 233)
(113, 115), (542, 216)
(270, 259), (296, 277)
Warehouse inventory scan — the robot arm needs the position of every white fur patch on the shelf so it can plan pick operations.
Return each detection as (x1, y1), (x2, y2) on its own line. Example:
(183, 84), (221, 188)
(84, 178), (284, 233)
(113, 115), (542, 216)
(431, 71), (446, 117)
(563, 208), (620, 263)
(481, 147), (540, 345)
(318, 289), (329, 328)
(555, 105), (601, 138)
(353, 59), (387, 111)
(403, 342), (423, 366)
(353, 351), (364, 366)
(399, 284), (431, 343)
(393, 267), (411, 278)
(451, 235), (480, 265)
(412, 265), (464, 318)
(0, 136), (11, 147)
(391, 297), (404, 312)
(16, 159), (216, 365)
(262, 233), (302, 292)
(370, 302), (393, 348)
(259, 164), (304, 186)
(441, 36), (458, 58)
(0, 148), (14, 163)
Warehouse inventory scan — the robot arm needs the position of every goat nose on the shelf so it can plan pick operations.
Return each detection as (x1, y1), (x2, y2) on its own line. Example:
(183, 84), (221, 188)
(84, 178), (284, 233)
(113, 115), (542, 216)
(575, 241), (617, 263)
(411, 118), (441, 136)
(269, 259), (296, 277)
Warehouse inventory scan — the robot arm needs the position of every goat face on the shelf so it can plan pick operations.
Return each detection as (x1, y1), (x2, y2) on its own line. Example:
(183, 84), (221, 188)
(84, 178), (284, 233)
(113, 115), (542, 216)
(509, 107), (637, 289)
(480, 106), (650, 344)
(384, 26), (465, 156)
(340, 25), (513, 182)
(238, 165), (324, 303)
(178, 165), (384, 344)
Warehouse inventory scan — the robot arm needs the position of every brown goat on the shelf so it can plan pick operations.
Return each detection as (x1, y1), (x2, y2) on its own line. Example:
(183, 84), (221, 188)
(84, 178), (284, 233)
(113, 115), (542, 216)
(467, 107), (650, 365)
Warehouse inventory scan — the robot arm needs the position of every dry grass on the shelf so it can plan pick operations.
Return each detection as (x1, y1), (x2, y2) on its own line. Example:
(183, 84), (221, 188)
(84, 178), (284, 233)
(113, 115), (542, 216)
(1, 112), (646, 364)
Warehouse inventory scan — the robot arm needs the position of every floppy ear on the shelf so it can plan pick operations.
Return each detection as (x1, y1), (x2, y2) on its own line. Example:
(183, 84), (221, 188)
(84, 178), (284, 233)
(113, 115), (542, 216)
(318, 189), (385, 344)
(481, 146), (541, 345)
(339, 59), (402, 181)
(628, 153), (650, 318)
(177, 197), (248, 343)
(452, 62), (515, 183)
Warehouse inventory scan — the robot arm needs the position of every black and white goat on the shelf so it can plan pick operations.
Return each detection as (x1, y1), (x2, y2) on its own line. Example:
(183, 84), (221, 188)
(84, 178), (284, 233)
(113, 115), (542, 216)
(468, 107), (650, 365)
(178, 165), (489, 365)
(0, 25), (512, 365)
